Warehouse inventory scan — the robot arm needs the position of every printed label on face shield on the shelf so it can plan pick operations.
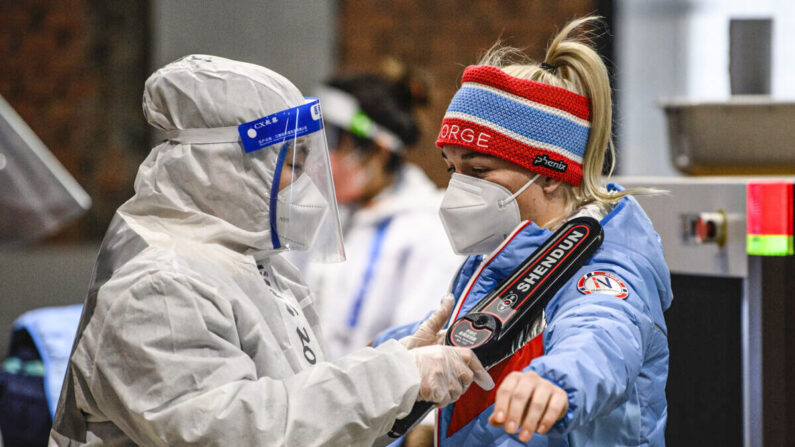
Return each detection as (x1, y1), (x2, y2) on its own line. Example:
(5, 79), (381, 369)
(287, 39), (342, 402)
(238, 98), (324, 153)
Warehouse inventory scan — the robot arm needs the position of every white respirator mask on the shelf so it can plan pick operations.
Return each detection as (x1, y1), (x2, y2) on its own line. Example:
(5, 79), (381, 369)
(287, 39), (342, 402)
(275, 174), (330, 251)
(439, 172), (540, 255)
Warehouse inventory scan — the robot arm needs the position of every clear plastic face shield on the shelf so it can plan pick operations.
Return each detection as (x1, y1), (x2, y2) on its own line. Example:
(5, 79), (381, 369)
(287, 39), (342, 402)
(238, 98), (345, 262)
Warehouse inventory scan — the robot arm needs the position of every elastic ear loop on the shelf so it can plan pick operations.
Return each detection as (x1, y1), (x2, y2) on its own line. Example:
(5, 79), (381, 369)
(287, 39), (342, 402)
(498, 174), (541, 208)
(269, 141), (291, 249)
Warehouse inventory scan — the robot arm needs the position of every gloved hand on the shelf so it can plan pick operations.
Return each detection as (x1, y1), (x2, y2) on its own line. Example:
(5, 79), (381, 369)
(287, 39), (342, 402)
(410, 344), (495, 407)
(400, 295), (454, 350)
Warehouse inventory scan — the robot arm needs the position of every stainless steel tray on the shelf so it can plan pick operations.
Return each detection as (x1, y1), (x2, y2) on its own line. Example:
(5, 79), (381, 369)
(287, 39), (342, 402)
(661, 98), (795, 175)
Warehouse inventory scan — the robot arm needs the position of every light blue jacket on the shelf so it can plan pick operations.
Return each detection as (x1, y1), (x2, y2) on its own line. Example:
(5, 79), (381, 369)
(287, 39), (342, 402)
(376, 188), (672, 446)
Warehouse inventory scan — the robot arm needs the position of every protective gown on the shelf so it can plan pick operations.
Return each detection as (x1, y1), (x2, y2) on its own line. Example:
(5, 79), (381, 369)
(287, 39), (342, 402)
(49, 55), (421, 447)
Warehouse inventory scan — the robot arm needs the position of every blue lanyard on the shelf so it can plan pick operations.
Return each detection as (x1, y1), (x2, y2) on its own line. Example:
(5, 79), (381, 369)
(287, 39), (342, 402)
(347, 217), (394, 328)
(268, 141), (291, 249)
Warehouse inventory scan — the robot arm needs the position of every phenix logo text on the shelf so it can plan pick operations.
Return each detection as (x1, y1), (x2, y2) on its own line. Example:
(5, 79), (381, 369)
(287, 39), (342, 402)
(533, 154), (568, 172)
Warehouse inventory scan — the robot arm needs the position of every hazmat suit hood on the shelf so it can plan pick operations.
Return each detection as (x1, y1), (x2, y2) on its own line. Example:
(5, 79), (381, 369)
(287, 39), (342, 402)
(123, 54), (305, 256)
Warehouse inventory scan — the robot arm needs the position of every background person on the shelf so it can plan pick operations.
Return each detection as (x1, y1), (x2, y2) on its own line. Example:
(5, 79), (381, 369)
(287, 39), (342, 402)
(301, 66), (463, 360)
(49, 54), (493, 447)
(376, 17), (672, 446)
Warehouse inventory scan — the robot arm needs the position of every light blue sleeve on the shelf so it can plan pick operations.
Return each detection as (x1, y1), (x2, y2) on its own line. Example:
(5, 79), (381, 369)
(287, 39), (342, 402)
(526, 287), (653, 436)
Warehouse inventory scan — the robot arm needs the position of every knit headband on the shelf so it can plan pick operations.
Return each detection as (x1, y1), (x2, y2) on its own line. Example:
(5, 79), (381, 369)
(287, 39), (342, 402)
(436, 65), (591, 186)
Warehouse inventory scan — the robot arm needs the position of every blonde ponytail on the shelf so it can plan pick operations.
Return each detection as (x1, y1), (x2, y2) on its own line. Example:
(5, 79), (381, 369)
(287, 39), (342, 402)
(477, 16), (655, 219)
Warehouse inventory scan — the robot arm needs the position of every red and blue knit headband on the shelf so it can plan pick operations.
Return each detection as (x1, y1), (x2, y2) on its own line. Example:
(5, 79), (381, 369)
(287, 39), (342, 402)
(436, 65), (591, 186)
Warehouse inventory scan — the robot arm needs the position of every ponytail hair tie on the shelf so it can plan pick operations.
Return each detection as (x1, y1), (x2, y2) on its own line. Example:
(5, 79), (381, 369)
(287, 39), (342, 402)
(540, 62), (558, 75)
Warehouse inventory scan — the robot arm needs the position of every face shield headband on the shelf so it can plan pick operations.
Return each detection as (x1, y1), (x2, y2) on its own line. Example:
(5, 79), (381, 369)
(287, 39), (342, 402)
(435, 65), (592, 186)
(314, 85), (405, 154)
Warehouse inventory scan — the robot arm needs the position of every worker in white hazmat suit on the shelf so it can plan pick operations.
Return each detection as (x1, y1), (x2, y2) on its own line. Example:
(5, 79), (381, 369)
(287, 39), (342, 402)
(48, 54), (493, 447)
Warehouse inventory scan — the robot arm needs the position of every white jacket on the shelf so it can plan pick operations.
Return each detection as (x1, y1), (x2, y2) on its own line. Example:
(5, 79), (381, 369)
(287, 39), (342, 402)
(49, 55), (420, 447)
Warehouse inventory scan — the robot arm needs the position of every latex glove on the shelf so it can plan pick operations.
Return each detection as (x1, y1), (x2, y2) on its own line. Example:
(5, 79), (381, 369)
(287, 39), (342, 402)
(410, 345), (495, 407)
(400, 295), (454, 350)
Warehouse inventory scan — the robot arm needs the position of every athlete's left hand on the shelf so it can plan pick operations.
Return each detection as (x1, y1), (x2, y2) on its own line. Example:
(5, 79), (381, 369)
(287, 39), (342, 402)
(488, 371), (569, 442)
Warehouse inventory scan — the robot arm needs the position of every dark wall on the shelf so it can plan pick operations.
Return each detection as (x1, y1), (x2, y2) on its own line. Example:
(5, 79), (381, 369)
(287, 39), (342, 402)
(336, 0), (598, 187)
(0, 0), (150, 242)
(2, 1), (608, 242)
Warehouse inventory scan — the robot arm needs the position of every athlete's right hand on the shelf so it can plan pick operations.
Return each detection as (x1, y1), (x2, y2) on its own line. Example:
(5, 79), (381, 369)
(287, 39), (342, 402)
(410, 345), (494, 407)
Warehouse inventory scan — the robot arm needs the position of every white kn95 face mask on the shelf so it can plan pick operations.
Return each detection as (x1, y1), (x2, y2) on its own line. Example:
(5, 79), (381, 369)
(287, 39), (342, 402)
(439, 172), (540, 255)
(275, 174), (331, 251)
